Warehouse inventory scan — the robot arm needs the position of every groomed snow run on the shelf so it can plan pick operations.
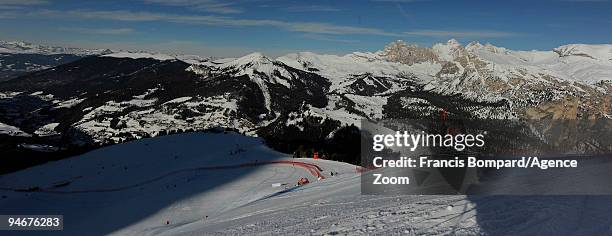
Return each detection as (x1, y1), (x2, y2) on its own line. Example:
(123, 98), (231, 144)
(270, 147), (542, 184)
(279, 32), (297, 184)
(2, 133), (612, 235)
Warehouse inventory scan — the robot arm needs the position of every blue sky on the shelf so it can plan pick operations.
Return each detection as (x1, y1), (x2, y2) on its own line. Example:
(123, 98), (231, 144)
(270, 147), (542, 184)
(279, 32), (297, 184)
(0, 0), (611, 57)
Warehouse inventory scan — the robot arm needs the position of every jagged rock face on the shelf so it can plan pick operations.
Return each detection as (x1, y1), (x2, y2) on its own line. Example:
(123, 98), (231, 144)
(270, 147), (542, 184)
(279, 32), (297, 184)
(0, 40), (610, 149)
(381, 40), (440, 65)
(380, 40), (611, 119)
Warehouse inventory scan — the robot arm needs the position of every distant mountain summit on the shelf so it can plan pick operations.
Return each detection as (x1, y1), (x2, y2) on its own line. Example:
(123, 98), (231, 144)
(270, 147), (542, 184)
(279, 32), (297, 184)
(0, 39), (609, 170)
(0, 40), (114, 81)
(0, 40), (112, 56)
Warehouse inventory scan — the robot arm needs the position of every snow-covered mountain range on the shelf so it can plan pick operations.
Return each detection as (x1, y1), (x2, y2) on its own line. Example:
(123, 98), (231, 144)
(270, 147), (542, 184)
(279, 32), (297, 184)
(0, 40), (112, 56)
(0, 41), (113, 81)
(0, 39), (610, 171)
(0, 41), (208, 82)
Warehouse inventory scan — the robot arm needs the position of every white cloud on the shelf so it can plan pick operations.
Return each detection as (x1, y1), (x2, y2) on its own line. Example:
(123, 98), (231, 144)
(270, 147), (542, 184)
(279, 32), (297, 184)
(562, 0), (610, 2)
(0, 0), (46, 10)
(15, 9), (520, 39)
(283, 5), (341, 12)
(0, 0), (47, 5)
(371, 0), (429, 2)
(282, 22), (401, 36)
(24, 9), (404, 36)
(142, 0), (242, 14)
(302, 34), (359, 43)
(0, 6), (22, 10)
(59, 27), (135, 35)
(404, 30), (519, 38)
(0, 10), (16, 17)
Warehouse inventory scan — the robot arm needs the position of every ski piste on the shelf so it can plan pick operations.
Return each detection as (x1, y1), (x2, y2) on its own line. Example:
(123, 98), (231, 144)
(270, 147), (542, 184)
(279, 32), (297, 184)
(1, 1), (612, 235)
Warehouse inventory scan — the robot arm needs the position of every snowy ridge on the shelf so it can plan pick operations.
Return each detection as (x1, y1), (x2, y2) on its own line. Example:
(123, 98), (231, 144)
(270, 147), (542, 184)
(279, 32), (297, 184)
(465, 41), (612, 84)
(102, 52), (178, 61)
(102, 52), (209, 63)
(0, 40), (211, 63)
(432, 39), (467, 61)
(0, 39), (611, 234)
(554, 44), (612, 61)
(277, 51), (437, 90)
(274, 40), (610, 122)
(205, 52), (295, 87)
(0, 39), (609, 145)
(0, 40), (112, 56)
(214, 53), (289, 113)
(192, 52), (322, 116)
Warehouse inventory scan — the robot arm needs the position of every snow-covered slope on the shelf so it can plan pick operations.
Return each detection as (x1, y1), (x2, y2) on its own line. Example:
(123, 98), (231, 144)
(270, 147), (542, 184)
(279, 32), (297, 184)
(466, 42), (612, 84)
(0, 132), (356, 235)
(277, 51), (439, 89)
(3, 132), (612, 235)
(275, 40), (610, 122)
(196, 52), (294, 113)
(0, 122), (30, 137)
(555, 44), (612, 62)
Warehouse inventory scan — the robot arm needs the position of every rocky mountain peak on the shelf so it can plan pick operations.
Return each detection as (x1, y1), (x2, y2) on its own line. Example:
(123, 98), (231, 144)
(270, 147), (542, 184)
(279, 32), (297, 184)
(446, 38), (461, 47)
(381, 40), (439, 65)
(232, 52), (272, 66)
